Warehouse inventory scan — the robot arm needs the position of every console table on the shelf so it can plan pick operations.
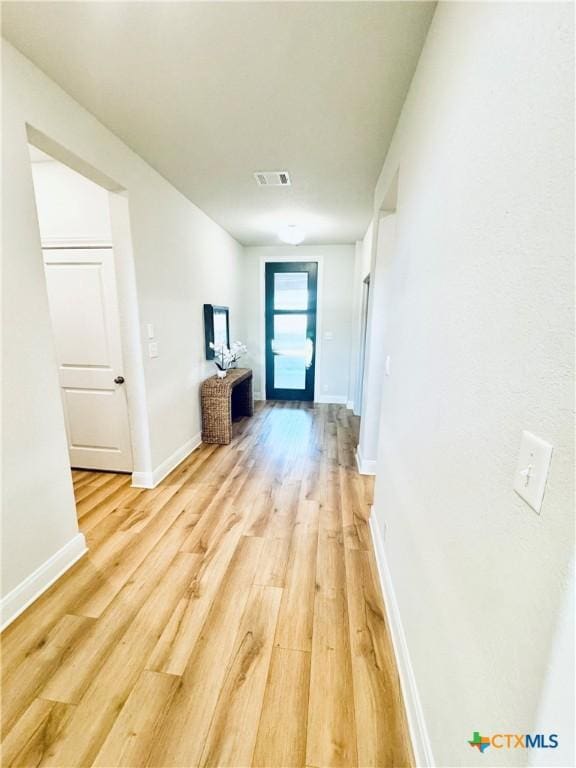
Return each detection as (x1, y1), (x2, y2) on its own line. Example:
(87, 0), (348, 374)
(201, 367), (254, 444)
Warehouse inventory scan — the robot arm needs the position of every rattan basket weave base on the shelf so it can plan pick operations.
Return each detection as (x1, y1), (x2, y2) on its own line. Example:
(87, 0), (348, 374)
(201, 368), (253, 444)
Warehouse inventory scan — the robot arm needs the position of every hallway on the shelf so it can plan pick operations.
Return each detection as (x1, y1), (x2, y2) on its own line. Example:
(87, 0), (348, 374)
(1, 402), (412, 767)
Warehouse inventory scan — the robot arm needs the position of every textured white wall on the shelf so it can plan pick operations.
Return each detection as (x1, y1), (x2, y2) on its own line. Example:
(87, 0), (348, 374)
(2, 42), (245, 603)
(242, 245), (355, 402)
(370, 3), (574, 766)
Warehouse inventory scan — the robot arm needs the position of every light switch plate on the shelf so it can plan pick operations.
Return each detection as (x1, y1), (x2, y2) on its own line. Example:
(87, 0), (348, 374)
(148, 341), (159, 359)
(513, 431), (553, 514)
(146, 323), (155, 340)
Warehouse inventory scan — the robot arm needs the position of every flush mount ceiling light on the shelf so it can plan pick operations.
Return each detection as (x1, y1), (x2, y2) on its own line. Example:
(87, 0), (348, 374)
(278, 224), (306, 245)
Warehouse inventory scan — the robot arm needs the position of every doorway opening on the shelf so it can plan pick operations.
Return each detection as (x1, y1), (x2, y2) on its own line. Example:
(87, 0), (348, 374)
(265, 261), (318, 401)
(28, 145), (133, 475)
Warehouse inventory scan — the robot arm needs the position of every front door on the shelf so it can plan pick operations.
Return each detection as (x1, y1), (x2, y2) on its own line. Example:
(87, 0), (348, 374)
(265, 261), (317, 401)
(43, 247), (133, 472)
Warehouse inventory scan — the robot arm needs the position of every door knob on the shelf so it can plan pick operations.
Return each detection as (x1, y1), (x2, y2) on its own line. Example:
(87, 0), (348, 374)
(114, 376), (125, 384)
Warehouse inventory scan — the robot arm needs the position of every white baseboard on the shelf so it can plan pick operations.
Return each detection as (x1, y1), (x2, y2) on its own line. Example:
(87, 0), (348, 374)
(132, 432), (201, 489)
(355, 445), (377, 475)
(0, 532), (87, 631)
(315, 394), (348, 404)
(369, 512), (435, 767)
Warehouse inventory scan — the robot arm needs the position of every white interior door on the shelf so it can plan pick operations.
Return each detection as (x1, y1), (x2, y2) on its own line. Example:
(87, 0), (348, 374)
(43, 247), (133, 472)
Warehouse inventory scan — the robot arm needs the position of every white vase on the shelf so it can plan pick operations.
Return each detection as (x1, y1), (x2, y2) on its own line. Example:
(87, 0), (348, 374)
(216, 369), (227, 379)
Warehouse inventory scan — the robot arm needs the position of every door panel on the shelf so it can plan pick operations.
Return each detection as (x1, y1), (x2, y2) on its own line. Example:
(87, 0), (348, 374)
(265, 262), (317, 401)
(45, 265), (110, 364)
(272, 314), (307, 390)
(43, 248), (132, 471)
(64, 390), (128, 450)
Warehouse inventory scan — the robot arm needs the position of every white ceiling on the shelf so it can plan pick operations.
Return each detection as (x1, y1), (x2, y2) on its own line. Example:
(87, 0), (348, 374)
(3, 1), (435, 245)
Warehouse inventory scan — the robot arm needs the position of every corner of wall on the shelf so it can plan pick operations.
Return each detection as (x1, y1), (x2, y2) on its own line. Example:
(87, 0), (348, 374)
(131, 431), (202, 488)
(369, 512), (435, 767)
(0, 533), (87, 631)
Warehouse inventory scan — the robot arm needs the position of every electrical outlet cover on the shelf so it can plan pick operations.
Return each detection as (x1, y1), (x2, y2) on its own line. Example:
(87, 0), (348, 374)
(513, 431), (553, 514)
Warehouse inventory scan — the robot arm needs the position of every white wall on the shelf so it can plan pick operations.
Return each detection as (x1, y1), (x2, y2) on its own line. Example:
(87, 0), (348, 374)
(347, 221), (374, 414)
(2, 41), (245, 620)
(368, 3), (574, 767)
(30, 158), (112, 243)
(528, 558), (574, 768)
(357, 222), (373, 284)
(357, 215), (395, 473)
(2, 96), (83, 619)
(242, 245), (355, 402)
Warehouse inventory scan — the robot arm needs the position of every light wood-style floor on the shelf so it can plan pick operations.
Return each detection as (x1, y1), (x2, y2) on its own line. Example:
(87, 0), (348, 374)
(1, 402), (412, 767)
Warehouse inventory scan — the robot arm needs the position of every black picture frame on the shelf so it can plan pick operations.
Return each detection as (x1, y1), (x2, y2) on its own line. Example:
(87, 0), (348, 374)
(203, 304), (230, 360)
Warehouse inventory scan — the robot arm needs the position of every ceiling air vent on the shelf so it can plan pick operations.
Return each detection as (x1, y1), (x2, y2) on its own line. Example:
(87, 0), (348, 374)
(254, 171), (291, 187)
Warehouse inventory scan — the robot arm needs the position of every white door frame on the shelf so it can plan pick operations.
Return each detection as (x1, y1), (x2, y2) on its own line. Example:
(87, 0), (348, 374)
(107, 191), (153, 484)
(27, 130), (153, 483)
(356, 274), (371, 416)
(257, 252), (324, 402)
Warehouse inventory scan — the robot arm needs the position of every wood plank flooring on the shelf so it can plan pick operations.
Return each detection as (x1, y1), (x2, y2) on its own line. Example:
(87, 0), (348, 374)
(0, 402), (413, 767)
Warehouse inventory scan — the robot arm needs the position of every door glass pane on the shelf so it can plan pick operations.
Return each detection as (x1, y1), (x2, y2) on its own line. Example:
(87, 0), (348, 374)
(272, 314), (306, 389)
(274, 272), (308, 310)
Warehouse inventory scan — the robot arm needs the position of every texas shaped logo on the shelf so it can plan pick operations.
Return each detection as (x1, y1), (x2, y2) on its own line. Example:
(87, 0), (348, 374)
(469, 732), (491, 753)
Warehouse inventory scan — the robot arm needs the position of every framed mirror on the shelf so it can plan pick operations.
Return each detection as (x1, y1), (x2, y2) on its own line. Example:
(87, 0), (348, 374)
(204, 304), (230, 359)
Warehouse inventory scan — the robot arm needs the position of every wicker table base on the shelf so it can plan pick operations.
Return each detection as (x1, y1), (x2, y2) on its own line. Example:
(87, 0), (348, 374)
(201, 368), (254, 444)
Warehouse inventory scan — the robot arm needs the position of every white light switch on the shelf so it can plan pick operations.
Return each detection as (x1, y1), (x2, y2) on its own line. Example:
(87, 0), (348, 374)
(148, 341), (159, 359)
(146, 323), (155, 340)
(324, 331), (333, 341)
(385, 355), (391, 376)
(513, 431), (553, 514)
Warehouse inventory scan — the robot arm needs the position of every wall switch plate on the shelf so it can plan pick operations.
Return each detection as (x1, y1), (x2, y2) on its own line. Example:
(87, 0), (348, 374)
(146, 323), (155, 339)
(385, 355), (391, 376)
(324, 331), (333, 341)
(148, 341), (159, 359)
(513, 431), (553, 514)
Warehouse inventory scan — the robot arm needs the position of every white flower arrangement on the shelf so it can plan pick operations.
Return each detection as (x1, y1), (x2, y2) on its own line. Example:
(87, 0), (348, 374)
(209, 340), (247, 376)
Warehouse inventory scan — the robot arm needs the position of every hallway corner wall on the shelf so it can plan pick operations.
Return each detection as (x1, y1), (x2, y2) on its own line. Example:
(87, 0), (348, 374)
(1, 40), (246, 624)
(366, 3), (574, 766)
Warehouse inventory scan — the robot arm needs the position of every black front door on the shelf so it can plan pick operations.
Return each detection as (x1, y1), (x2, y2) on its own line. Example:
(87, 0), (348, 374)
(265, 262), (317, 401)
